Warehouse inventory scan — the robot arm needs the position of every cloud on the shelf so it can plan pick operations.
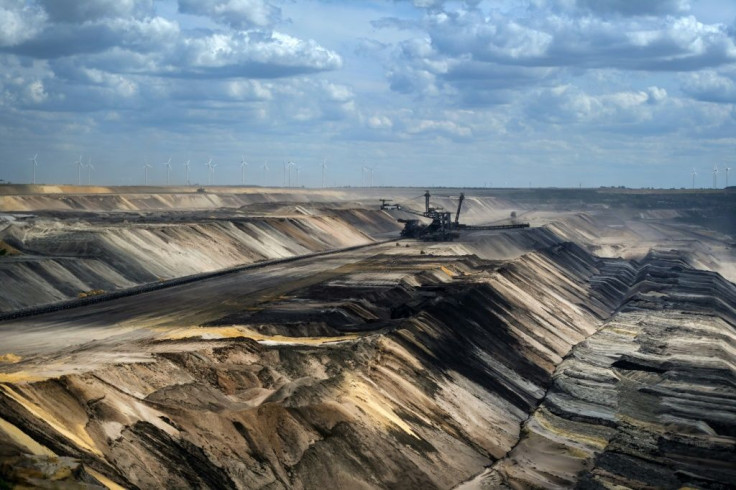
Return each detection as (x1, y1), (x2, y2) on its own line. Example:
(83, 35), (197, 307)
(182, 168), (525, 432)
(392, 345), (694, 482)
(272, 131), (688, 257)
(379, 2), (736, 113)
(681, 70), (736, 102)
(0, 1), (46, 47)
(172, 31), (342, 78)
(36, 0), (152, 23)
(426, 10), (736, 71)
(541, 0), (690, 17)
(177, 0), (280, 30)
(367, 115), (393, 129)
(525, 85), (657, 125)
(405, 118), (472, 138)
(586, 0), (690, 17)
(0, 3), (341, 79)
(5, 16), (180, 59)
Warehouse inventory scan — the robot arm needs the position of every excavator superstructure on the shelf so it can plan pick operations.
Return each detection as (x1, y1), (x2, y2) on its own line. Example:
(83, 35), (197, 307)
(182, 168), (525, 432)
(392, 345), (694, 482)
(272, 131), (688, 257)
(388, 191), (529, 241)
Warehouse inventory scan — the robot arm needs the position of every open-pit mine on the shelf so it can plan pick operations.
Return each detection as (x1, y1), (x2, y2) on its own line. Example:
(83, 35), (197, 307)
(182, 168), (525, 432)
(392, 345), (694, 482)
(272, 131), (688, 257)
(0, 184), (734, 489)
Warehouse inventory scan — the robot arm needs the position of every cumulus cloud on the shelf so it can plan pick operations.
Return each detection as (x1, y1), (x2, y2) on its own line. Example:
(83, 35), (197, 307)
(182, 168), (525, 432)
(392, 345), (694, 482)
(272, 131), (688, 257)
(681, 70), (736, 102)
(0, 3), (341, 79)
(525, 85), (660, 125)
(37, 0), (152, 23)
(173, 31), (342, 78)
(24, 79), (48, 103)
(425, 10), (736, 71)
(589, 0), (688, 16)
(378, 1), (736, 112)
(367, 115), (393, 129)
(7, 15), (180, 59)
(178, 0), (280, 30)
(541, 0), (690, 17)
(0, 0), (46, 47)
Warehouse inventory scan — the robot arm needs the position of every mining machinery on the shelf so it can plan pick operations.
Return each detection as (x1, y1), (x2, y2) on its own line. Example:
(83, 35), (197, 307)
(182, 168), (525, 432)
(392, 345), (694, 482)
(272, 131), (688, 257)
(387, 190), (530, 241)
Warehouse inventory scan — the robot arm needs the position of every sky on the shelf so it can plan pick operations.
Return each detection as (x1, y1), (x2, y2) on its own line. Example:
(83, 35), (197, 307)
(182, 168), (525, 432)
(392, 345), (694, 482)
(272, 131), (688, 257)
(1, 0), (735, 189)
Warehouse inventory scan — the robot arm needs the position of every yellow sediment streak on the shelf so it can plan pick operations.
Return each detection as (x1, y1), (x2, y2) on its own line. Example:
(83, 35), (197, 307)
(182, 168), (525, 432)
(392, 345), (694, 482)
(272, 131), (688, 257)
(440, 265), (456, 277)
(0, 353), (22, 364)
(0, 384), (103, 457)
(85, 467), (127, 490)
(532, 409), (608, 450)
(159, 325), (358, 345)
(0, 414), (123, 490)
(342, 375), (417, 437)
(0, 416), (56, 457)
(0, 371), (46, 383)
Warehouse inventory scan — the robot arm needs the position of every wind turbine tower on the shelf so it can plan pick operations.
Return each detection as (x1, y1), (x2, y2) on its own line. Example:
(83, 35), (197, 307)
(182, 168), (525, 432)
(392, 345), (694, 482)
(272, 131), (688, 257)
(240, 155), (248, 186)
(86, 158), (94, 185)
(204, 158), (215, 185)
(262, 161), (269, 186)
(726, 167), (731, 188)
(162, 158), (172, 185)
(144, 161), (152, 185)
(287, 161), (295, 187)
(75, 155), (84, 185)
(183, 160), (191, 185)
(713, 165), (718, 189)
(691, 168), (697, 190)
(321, 159), (327, 188)
(363, 166), (374, 187)
(29, 154), (38, 185)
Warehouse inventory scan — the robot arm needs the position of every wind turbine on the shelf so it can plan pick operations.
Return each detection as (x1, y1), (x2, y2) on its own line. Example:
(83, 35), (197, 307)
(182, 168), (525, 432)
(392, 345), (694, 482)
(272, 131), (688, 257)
(296, 165), (302, 187)
(691, 168), (697, 189)
(240, 155), (248, 186)
(287, 161), (295, 187)
(362, 166), (374, 187)
(713, 165), (718, 189)
(725, 167), (731, 188)
(205, 158), (215, 185)
(75, 155), (84, 185)
(183, 160), (191, 185)
(86, 158), (94, 185)
(321, 159), (327, 188)
(162, 157), (172, 185)
(361, 166), (368, 187)
(262, 161), (269, 186)
(143, 160), (152, 185)
(29, 154), (38, 185)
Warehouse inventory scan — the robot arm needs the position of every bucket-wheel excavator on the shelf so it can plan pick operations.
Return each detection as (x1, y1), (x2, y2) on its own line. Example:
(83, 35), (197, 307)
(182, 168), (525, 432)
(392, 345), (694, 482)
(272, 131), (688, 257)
(382, 191), (529, 241)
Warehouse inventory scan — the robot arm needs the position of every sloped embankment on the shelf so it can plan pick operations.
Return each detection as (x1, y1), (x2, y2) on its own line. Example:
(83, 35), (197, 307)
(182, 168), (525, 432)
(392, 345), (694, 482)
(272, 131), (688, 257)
(0, 188), (354, 213)
(0, 210), (399, 312)
(483, 249), (736, 488)
(0, 237), (639, 488)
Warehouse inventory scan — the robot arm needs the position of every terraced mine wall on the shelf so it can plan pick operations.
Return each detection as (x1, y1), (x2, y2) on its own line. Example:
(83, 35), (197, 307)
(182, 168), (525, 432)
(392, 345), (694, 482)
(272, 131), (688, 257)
(3, 225), (732, 489)
(0, 188), (359, 212)
(0, 211), (401, 312)
(482, 249), (736, 488)
(0, 239), (395, 323)
(0, 186), (516, 215)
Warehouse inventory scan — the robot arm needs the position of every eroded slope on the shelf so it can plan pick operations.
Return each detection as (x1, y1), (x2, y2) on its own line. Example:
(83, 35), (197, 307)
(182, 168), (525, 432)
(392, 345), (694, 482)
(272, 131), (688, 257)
(0, 210), (400, 312)
(0, 232), (637, 489)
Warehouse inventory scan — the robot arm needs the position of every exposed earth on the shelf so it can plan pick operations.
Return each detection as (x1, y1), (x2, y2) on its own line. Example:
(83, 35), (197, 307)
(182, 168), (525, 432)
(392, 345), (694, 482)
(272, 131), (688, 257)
(0, 184), (734, 489)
